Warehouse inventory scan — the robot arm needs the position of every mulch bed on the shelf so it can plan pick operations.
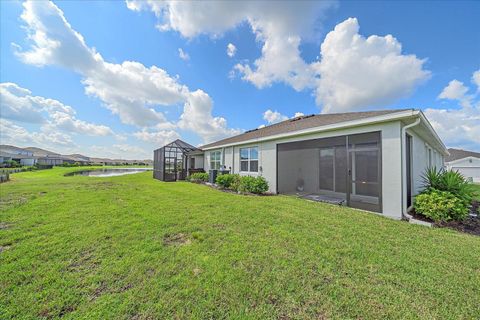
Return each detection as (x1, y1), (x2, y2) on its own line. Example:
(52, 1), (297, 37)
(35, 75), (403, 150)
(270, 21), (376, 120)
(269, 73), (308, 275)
(194, 181), (276, 196)
(410, 201), (480, 236)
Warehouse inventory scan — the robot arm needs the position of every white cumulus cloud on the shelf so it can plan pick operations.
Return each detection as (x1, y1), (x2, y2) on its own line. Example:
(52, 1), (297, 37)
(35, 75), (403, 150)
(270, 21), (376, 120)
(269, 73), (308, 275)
(425, 69), (480, 151)
(0, 119), (74, 147)
(178, 90), (241, 143)
(15, 0), (237, 144)
(126, 0), (336, 91)
(312, 18), (430, 113)
(178, 48), (190, 61)
(226, 43), (236, 58)
(1, 82), (114, 136)
(263, 109), (289, 124)
(128, 3), (431, 113)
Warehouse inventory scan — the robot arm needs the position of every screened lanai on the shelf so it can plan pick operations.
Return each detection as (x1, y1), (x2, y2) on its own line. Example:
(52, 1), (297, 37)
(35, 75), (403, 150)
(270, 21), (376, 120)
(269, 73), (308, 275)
(153, 139), (199, 182)
(277, 131), (382, 212)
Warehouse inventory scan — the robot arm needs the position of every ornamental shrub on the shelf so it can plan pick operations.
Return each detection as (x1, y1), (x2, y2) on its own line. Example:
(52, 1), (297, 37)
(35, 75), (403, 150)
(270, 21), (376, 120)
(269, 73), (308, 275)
(238, 176), (269, 194)
(421, 167), (473, 203)
(414, 188), (469, 222)
(216, 173), (240, 189)
(189, 172), (209, 183)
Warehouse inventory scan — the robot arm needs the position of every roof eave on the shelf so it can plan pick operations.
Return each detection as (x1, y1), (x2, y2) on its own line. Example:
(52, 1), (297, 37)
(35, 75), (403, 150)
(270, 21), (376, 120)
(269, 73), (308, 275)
(202, 109), (421, 150)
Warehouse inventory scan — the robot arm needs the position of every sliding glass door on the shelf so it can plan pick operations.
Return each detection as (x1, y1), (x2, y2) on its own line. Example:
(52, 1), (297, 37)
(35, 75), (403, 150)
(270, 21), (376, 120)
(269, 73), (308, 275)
(277, 131), (381, 213)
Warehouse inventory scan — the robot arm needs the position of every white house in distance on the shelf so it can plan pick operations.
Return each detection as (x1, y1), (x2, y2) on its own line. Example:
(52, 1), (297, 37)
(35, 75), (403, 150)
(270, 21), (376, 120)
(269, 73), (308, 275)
(154, 109), (448, 220)
(445, 148), (480, 183)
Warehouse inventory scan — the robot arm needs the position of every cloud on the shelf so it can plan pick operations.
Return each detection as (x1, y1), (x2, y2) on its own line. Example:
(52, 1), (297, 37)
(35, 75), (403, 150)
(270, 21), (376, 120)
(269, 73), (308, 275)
(128, 4), (430, 113)
(294, 112), (305, 118)
(226, 43), (236, 58)
(178, 48), (190, 61)
(133, 128), (180, 145)
(15, 1), (186, 127)
(438, 79), (471, 108)
(473, 69), (480, 90)
(178, 90), (241, 143)
(425, 69), (480, 151)
(1, 82), (114, 136)
(312, 18), (430, 113)
(90, 144), (150, 160)
(126, 1), (337, 90)
(1, 82), (73, 123)
(0, 119), (74, 147)
(263, 109), (288, 124)
(15, 1), (237, 143)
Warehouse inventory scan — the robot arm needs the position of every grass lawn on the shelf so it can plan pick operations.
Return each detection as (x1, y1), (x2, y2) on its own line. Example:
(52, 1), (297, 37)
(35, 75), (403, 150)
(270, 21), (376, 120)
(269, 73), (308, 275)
(1, 168), (479, 319)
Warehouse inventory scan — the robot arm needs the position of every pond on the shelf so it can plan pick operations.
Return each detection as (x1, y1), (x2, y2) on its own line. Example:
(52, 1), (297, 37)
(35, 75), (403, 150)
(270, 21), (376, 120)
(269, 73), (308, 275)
(65, 168), (152, 177)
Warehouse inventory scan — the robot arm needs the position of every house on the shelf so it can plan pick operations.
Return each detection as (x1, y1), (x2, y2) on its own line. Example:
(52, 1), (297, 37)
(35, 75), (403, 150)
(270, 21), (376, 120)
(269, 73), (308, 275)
(154, 109), (448, 220)
(445, 148), (480, 183)
(0, 150), (37, 166)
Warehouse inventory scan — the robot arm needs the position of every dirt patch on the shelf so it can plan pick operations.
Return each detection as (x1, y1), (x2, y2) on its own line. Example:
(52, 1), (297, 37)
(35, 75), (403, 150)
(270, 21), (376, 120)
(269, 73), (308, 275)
(67, 248), (100, 272)
(163, 233), (191, 246)
(0, 194), (29, 210)
(0, 245), (11, 253)
(0, 222), (11, 230)
(211, 223), (226, 230)
(81, 182), (117, 191)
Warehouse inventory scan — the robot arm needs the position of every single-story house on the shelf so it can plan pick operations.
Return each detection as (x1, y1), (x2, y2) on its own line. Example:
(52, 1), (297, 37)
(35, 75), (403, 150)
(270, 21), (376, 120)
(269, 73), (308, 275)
(445, 148), (480, 183)
(37, 156), (66, 166)
(0, 150), (37, 166)
(154, 109), (448, 220)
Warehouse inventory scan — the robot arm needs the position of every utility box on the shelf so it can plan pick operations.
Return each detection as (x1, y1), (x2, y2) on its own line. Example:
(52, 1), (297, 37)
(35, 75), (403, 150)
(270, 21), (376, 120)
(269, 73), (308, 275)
(209, 169), (218, 184)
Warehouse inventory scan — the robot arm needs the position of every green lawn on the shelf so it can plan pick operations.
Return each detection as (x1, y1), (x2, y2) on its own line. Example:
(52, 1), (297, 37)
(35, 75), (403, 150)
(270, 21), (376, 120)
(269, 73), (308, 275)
(1, 168), (479, 319)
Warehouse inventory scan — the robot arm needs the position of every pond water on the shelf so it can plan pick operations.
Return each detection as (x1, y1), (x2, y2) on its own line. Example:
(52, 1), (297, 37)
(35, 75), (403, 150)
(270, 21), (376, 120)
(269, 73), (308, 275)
(65, 168), (152, 177)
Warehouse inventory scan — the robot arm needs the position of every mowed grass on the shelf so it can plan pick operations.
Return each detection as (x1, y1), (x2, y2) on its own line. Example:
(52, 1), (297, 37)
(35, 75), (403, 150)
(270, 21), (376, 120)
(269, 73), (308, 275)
(0, 168), (479, 319)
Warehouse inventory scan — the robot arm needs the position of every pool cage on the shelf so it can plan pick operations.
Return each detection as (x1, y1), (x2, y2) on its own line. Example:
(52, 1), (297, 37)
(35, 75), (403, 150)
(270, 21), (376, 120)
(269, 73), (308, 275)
(153, 139), (199, 182)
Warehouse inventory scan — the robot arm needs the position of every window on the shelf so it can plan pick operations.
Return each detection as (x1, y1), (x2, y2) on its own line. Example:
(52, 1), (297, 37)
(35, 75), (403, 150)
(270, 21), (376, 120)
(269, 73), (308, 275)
(210, 151), (221, 170)
(240, 147), (258, 172)
(190, 157), (195, 169)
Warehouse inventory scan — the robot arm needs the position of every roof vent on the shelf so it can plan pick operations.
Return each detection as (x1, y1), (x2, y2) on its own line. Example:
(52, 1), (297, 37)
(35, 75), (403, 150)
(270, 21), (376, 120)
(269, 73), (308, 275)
(245, 128), (259, 133)
(289, 114), (315, 122)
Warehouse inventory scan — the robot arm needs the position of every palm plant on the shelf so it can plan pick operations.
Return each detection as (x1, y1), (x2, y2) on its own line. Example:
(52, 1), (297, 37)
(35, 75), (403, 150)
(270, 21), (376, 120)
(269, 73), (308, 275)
(421, 167), (473, 203)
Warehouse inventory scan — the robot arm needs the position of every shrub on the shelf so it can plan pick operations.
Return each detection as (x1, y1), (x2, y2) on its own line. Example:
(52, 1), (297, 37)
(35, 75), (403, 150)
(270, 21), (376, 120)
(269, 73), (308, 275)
(414, 189), (469, 222)
(422, 167), (473, 203)
(189, 172), (209, 183)
(238, 176), (269, 194)
(216, 173), (240, 189)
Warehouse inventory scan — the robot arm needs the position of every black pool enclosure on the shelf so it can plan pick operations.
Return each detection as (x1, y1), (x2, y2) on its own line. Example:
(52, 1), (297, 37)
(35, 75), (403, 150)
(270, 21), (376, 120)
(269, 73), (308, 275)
(153, 139), (199, 182)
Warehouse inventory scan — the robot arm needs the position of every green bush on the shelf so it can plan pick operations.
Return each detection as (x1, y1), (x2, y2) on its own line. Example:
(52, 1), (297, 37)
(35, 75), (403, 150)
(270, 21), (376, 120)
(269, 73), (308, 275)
(422, 167), (473, 203)
(189, 172), (209, 183)
(414, 188), (469, 222)
(238, 176), (269, 194)
(215, 173), (240, 189)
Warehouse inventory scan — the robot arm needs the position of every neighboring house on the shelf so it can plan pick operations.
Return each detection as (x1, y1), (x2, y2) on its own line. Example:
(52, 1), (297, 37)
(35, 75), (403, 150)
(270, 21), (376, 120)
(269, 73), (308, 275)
(445, 148), (480, 183)
(0, 150), (37, 166)
(37, 156), (66, 166)
(154, 109), (447, 220)
(0, 151), (13, 164)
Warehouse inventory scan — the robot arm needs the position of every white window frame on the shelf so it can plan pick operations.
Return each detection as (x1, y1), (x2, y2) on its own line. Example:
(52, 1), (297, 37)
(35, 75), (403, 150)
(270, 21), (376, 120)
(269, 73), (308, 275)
(239, 146), (259, 173)
(210, 150), (221, 170)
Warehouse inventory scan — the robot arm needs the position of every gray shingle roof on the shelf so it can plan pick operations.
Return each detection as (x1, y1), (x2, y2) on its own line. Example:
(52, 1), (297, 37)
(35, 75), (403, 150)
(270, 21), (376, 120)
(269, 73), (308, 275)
(201, 109), (412, 149)
(446, 148), (480, 162)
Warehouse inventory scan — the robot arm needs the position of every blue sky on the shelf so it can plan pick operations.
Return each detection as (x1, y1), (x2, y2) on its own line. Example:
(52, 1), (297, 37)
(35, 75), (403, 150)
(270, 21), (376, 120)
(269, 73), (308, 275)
(1, 0), (479, 159)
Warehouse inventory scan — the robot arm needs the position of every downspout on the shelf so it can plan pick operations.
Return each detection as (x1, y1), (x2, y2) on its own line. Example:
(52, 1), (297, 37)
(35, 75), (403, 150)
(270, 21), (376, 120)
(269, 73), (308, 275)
(401, 117), (421, 217)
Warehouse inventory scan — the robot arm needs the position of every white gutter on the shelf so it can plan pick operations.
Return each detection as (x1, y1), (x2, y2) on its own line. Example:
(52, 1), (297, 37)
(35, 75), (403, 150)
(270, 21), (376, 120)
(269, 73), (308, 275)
(401, 117), (421, 216)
